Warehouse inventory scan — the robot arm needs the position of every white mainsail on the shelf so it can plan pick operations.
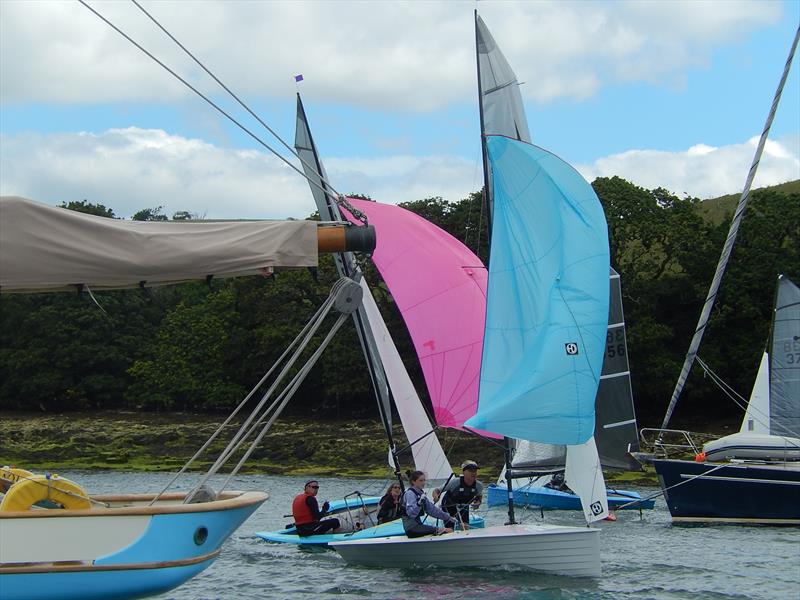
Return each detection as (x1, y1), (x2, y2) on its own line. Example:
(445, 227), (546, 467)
(358, 278), (453, 480)
(740, 352), (770, 434)
(565, 439), (610, 523)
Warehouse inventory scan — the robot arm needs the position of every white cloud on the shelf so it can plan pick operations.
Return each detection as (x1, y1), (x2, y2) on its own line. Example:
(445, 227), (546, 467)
(577, 136), (800, 198)
(0, 128), (476, 219)
(0, 0), (782, 110)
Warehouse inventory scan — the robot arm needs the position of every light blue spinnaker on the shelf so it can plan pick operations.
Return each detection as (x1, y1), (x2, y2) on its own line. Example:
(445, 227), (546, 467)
(465, 135), (610, 445)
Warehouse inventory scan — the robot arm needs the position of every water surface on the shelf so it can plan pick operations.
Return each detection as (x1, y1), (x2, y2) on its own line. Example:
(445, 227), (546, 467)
(65, 471), (799, 599)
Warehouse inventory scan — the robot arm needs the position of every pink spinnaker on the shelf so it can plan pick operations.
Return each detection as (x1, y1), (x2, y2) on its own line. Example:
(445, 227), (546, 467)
(347, 198), (493, 434)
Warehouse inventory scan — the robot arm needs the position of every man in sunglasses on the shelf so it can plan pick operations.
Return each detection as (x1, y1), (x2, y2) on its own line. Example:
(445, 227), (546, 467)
(292, 480), (341, 537)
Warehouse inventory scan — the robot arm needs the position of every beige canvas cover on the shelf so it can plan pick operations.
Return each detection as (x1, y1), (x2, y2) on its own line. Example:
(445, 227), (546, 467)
(0, 196), (318, 293)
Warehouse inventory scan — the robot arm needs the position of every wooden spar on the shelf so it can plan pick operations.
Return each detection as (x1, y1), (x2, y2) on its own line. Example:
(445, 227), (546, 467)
(317, 224), (376, 254)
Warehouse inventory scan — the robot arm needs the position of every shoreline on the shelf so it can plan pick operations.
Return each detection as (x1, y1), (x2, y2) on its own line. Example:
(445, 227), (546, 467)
(1, 411), (669, 484)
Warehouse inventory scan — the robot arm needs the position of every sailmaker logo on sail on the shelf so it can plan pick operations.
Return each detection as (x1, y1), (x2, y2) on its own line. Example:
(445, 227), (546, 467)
(565, 343), (579, 356)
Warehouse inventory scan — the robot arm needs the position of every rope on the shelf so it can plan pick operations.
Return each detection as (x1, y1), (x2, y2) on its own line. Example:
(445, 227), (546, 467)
(696, 356), (800, 442)
(185, 279), (352, 501)
(151, 290), (335, 504)
(128, 0), (367, 227)
(217, 312), (350, 493)
(77, 0), (354, 214)
(660, 23), (800, 432)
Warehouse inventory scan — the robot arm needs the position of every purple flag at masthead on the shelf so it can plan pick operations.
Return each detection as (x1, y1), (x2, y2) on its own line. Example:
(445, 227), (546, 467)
(294, 74), (304, 82)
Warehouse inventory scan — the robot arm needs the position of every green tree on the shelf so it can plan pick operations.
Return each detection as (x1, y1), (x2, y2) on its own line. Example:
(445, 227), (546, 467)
(59, 200), (115, 218)
(132, 206), (168, 221)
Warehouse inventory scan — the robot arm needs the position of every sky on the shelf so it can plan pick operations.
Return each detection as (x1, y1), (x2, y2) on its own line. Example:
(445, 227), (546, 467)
(1, 0), (799, 220)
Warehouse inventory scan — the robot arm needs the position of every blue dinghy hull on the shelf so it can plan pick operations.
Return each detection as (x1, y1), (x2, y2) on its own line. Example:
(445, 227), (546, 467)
(256, 514), (485, 546)
(486, 483), (654, 511)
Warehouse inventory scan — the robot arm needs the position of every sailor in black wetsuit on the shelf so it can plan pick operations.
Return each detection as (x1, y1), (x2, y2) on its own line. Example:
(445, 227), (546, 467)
(441, 460), (483, 526)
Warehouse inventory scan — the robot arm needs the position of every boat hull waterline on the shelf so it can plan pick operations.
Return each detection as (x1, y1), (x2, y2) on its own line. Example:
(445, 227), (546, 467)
(0, 491), (268, 600)
(653, 459), (800, 525)
(330, 524), (601, 577)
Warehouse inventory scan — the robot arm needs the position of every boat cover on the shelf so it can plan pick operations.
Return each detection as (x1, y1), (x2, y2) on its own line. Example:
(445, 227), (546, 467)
(0, 196), (318, 293)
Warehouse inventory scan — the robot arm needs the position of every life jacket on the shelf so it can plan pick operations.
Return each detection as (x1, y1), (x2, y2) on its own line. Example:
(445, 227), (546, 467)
(292, 493), (316, 526)
(404, 487), (427, 521)
(444, 476), (478, 506)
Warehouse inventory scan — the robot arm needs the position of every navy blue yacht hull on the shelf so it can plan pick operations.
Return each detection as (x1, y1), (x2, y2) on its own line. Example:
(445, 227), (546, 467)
(653, 459), (800, 525)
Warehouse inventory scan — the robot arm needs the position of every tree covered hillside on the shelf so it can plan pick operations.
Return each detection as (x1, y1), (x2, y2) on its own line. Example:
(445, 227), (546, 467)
(1, 178), (797, 429)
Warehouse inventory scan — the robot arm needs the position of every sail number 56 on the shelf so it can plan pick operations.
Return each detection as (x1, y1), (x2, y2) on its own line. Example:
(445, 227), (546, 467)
(606, 330), (625, 358)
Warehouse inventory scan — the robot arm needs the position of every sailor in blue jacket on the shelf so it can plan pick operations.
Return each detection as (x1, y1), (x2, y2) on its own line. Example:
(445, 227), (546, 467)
(402, 470), (456, 538)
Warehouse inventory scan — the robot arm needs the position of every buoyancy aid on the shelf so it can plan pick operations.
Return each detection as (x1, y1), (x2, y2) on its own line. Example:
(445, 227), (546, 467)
(444, 476), (478, 506)
(404, 487), (427, 521)
(292, 492), (316, 526)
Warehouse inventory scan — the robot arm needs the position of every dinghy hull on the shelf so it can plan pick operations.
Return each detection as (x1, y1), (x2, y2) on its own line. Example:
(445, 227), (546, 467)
(0, 491), (267, 600)
(654, 459), (800, 525)
(256, 514), (485, 546)
(486, 483), (654, 510)
(330, 523), (601, 577)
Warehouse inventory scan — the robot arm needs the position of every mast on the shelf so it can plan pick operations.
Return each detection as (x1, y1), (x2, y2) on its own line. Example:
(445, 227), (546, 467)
(295, 94), (404, 485)
(474, 9), (493, 236)
(660, 24), (800, 431)
(475, 10), (514, 526)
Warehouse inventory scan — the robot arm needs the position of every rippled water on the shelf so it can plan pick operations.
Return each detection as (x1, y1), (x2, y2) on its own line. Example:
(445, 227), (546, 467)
(63, 471), (799, 600)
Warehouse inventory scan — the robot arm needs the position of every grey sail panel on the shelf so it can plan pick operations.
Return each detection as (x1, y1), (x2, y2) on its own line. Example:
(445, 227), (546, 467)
(476, 15), (531, 143)
(475, 14), (531, 232)
(595, 268), (641, 470)
(769, 275), (800, 438)
(510, 440), (566, 471)
(294, 95), (393, 429)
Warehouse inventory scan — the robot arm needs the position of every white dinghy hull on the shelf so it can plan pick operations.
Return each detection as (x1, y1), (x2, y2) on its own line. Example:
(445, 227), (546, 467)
(330, 524), (601, 577)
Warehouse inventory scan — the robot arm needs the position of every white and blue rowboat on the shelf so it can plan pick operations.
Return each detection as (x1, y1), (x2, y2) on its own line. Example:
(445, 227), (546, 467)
(486, 483), (655, 511)
(255, 496), (484, 546)
(330, 524), (601, 577)
(0, 490), (267, 600)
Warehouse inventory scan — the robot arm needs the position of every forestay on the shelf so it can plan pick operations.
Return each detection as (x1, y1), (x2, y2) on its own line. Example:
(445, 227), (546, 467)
(0, 196), (317, 293)
(465, 136), (610, 445)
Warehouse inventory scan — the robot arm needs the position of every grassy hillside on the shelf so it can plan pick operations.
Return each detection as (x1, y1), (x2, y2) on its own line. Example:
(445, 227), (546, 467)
(697, 179), (800, 224)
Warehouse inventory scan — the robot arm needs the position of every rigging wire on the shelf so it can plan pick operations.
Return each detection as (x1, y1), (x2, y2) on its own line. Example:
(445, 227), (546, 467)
(695, 356), (800, 442)
(660, 22), (800, 432)
(77, 0), (359, 220)
(127, 0), (362, 224)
